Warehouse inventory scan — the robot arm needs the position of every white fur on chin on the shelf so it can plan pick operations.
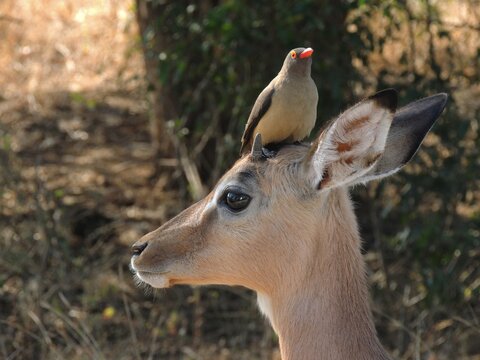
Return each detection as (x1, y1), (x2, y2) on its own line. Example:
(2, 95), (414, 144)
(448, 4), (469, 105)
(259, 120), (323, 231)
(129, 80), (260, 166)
(136, 271), (170, 288)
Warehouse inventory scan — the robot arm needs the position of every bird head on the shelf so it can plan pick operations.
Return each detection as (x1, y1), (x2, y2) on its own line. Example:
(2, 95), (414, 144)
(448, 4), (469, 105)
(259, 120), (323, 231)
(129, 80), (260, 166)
(281, 47), (314, 76)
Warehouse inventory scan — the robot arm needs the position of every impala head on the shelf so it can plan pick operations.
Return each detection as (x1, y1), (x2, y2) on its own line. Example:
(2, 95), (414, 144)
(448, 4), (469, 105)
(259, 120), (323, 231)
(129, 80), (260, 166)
(131, 90), (447, 296)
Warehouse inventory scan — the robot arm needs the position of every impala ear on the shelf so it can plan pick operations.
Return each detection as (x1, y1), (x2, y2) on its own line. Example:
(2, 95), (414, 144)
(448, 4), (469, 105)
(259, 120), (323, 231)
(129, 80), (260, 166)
(356, 93), (448, 183)
(307, 89), (398, 190)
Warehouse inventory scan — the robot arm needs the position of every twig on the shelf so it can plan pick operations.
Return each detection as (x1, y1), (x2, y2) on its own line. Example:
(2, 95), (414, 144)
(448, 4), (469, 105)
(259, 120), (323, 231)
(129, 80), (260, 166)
(0, 334), (7, 360)
(192, 108), (221, 159)
(119, 265), (142, 360)
(0, 319), (44, 344)
(33, 155), (53, 275)
(367, 184), (391, 293)
(0, 15), (23, 23)
(433, 19), (480, 31)
(450, 315), (480, 334)
(40, 301), (103, 359)
(372, 307), (432, 354)
(426, 0), (446, 81)
(57, 290), (103, 353)
(147, 314), (167, 360)
(190, 62), (218, 106)
(173, 135), (206, 201)
(192, 287), (203, 349)
(414, 324), (421, 360)
(27, 310), (56, 355)
(399, 0), (418, 75)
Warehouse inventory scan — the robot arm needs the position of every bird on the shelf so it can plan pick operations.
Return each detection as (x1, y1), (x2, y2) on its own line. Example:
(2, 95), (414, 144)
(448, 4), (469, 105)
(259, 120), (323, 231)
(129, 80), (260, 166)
(240, 47), (318, 155)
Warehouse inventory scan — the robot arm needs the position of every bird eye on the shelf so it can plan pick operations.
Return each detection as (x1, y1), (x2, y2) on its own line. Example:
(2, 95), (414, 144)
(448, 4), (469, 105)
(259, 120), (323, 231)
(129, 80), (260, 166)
(290, 51), (297, 59)
(223, 191), (251, 212)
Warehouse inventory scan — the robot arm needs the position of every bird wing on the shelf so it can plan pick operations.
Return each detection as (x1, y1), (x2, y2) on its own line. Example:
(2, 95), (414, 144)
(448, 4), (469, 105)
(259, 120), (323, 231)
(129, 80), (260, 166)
(240, 83), (275, 154)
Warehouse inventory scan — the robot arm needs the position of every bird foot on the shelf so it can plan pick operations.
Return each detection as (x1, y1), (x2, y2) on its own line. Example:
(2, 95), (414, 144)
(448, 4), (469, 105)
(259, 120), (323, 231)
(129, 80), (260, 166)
(261, 147), (277, 158)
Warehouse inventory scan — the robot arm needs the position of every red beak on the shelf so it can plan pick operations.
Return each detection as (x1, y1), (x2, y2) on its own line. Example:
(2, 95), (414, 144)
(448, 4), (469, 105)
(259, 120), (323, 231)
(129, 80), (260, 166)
(299, 47), (314, 59)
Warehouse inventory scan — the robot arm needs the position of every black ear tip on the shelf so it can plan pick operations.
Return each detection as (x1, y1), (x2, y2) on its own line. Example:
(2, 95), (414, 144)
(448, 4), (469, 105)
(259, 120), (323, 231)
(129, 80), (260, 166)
(369, 88), (398, 112)
(421, 93), (449, 118)
(434, 93), (449, 110)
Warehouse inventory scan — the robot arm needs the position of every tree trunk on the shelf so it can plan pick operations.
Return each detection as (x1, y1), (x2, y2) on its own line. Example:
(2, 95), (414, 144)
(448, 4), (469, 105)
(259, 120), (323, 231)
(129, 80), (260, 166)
(135, 0), (174, 155)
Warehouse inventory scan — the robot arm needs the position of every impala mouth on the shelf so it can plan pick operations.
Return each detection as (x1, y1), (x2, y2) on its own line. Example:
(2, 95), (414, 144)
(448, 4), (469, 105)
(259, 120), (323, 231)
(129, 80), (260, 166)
(130, 257), (171, 288)
(135, 270), (171, 288)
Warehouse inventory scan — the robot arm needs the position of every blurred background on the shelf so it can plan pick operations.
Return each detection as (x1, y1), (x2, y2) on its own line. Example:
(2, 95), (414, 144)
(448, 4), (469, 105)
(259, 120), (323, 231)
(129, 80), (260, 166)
(0, 0), (479, 359)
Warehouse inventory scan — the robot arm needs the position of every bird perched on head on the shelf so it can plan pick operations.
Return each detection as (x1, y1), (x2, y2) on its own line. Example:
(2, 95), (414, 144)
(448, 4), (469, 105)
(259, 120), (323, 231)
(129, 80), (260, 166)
(240, 47), (318, 155)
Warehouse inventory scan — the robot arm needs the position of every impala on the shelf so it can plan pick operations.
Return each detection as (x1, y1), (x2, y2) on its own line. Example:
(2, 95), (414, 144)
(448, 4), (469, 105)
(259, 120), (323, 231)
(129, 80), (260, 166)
(131, 89), (447, 360)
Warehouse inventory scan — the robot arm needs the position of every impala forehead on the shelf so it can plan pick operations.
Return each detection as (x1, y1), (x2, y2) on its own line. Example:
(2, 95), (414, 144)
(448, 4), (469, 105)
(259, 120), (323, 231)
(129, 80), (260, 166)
(203, 147), (310, 213)
(204, 167), (261, 212)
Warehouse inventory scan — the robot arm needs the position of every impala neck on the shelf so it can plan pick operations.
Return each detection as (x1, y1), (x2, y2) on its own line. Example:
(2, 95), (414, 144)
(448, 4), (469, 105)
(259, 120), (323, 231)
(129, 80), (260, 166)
(258, 189), (391, 360)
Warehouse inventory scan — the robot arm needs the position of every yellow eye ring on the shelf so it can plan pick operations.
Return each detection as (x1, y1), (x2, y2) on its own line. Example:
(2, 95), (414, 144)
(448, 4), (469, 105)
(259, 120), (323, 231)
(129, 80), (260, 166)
(290, 51), (297, 59)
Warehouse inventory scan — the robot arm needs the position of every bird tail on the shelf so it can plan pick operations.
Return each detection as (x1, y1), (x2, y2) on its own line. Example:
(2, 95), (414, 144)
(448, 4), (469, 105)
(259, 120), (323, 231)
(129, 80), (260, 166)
(239, 140), (250, 156)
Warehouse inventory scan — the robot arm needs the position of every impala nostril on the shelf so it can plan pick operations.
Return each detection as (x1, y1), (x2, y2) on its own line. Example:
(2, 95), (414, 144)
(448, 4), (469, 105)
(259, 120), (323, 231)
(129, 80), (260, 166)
(132, 242), (148, 256)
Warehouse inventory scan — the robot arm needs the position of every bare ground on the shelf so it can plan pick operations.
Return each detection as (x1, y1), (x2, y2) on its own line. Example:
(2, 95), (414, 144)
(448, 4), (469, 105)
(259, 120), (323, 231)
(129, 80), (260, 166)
(0, 1), (479, 359)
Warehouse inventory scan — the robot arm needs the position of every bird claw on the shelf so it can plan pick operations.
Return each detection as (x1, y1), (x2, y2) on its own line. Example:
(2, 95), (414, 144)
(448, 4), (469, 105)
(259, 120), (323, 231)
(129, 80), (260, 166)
(261, 147), (277, 158)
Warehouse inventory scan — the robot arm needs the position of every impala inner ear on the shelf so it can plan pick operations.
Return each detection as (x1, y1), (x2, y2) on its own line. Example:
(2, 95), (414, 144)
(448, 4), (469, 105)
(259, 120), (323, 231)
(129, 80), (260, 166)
(306, 89), (398, 190)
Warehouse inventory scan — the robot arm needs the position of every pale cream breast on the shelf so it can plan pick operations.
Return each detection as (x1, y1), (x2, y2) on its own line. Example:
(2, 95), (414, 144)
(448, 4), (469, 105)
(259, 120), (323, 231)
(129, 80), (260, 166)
(254, 76), (318, 144)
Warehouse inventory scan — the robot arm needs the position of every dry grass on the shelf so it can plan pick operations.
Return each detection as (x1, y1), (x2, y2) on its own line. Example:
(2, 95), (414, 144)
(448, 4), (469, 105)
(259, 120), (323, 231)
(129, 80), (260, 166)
(0, 0), (479, 359)
(0, 0), (141, 97)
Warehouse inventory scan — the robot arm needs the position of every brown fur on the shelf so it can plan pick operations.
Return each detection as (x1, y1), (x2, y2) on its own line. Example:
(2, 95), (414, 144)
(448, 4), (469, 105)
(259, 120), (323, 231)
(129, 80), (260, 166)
(131, 94), (403, 359)
(343, 156), (355, 165)
(345, 114), (370, 131)
(336, 141), (353, 152)
(132, 146), (391, 359)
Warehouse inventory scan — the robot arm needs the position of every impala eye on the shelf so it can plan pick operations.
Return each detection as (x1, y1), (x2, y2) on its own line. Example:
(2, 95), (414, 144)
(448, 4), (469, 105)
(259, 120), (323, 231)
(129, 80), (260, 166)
(224, 191), (251, 212)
